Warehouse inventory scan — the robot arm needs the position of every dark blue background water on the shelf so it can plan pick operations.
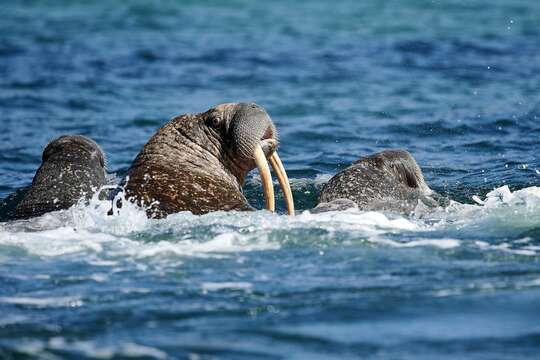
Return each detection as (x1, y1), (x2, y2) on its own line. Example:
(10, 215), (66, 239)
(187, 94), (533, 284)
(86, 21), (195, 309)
(1, 1), (540, 359)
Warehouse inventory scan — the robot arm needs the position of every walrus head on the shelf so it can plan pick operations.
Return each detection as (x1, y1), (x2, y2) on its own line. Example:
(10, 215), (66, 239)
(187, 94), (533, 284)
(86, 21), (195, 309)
(13, 135), (107, 220)
(42, 135), (106, 169)
(125, 103), (294, 217)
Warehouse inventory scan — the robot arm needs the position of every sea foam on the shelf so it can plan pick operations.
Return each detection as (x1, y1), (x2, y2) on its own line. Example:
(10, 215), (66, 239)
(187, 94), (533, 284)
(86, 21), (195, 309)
(0, 184), (539, 262)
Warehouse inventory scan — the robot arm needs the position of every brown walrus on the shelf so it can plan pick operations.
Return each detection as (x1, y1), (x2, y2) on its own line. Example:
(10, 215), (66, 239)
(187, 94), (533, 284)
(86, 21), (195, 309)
(123, 102), (295, 218)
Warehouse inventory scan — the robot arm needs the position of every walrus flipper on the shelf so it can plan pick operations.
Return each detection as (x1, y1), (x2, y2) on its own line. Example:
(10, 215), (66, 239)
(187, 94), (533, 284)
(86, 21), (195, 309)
(318, 150), (435, 214)
(10, 135), (107, 220)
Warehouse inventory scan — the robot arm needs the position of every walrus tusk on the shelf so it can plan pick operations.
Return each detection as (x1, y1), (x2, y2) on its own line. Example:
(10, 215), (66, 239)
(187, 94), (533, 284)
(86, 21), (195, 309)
(269, 152), (295, 216)
(254, 145), (275, 212)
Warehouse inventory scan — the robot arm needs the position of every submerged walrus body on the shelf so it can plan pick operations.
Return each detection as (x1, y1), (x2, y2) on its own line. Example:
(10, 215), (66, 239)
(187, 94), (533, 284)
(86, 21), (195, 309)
(315, 150), (439, 214)
(124, 103), (294, 218)
(11, 135), (107, 220)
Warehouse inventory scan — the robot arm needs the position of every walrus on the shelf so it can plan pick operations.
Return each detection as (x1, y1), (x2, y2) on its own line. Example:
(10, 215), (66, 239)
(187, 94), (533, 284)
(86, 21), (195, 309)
(123, 102), (295, 217)
(10, 135), (107, 220)
(314, 150), (441, 214)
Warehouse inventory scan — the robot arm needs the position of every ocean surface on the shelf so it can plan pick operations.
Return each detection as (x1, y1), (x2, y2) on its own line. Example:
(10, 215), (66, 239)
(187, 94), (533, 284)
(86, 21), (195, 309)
(1, 0), (540, 359)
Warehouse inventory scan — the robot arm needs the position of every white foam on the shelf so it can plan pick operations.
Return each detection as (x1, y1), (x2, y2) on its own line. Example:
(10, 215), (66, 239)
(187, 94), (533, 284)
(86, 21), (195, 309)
(518, 278), (540, 288)
(430, 186), (540, 238)
(374, 238), (461, 249)
(0, 184), (539, 262)
(0, 296), (83, 308)
(0, 227), (116, 256)
(47, 338), (167, 359)
(201, 282), (253, 292)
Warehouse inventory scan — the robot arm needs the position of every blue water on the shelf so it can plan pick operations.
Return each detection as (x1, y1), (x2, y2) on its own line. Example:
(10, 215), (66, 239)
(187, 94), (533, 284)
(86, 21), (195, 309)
(1, 0), (540, 358)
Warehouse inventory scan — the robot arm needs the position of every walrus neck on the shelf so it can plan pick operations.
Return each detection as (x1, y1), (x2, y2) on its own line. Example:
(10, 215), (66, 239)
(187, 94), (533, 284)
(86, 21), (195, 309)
(221, 148), (250, 187)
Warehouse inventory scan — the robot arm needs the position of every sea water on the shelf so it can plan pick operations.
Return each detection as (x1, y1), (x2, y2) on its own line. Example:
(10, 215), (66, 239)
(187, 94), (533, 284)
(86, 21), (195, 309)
(1, 1), (539, 359)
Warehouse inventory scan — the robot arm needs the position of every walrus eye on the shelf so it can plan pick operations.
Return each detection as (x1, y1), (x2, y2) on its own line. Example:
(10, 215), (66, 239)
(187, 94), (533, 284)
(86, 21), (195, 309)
(206, 112), (222, 128)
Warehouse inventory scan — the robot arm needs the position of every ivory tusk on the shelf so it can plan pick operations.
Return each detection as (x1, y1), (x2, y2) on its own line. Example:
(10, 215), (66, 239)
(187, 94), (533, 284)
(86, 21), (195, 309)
(253, 145), (275, 212)
(269, 152), (295, 216)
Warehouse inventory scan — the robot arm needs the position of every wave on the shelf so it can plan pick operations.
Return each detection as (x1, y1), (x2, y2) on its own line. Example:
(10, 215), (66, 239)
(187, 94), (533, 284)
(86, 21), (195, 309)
(0, 184), (539, 262)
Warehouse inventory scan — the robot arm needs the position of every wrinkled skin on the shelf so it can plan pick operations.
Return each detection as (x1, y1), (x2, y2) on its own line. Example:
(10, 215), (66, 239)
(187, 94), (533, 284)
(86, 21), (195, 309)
(315, 150), (443, 214)
(10, 135), (107, 220)
(123, 103), (281, 218)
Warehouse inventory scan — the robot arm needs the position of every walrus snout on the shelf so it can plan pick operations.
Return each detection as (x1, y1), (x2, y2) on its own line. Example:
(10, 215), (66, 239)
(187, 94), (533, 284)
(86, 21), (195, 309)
(229, 103), (278, 158)
(228, 103), (294, 215)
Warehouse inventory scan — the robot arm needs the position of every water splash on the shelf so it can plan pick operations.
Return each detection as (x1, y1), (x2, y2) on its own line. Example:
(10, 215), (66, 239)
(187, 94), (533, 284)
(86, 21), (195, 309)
(1, 183), (539, 262)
